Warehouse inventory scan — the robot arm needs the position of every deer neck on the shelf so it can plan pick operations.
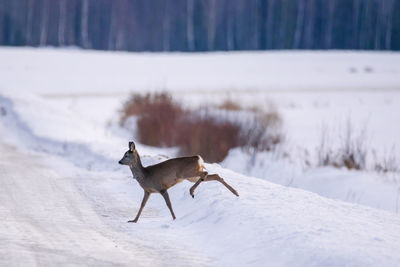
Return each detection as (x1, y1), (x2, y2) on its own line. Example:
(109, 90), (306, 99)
(129, 152), (146, 181)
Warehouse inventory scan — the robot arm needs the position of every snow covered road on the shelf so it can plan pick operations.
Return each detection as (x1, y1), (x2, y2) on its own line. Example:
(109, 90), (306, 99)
(0, 141), (210, 266)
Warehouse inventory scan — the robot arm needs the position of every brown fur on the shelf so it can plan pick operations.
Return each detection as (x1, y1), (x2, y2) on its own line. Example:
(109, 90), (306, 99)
(119, 142), (239, 223)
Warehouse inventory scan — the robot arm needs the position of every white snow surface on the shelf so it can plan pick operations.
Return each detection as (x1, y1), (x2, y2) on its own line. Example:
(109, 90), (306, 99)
(1, 47), (400, 266)
(1, 47), (400, 94)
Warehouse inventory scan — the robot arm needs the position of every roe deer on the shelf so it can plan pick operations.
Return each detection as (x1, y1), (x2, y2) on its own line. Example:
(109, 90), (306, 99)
(118, 141), (239, 223)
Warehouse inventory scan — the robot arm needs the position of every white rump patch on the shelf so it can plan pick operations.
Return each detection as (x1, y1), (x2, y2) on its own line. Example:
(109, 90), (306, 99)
(197, 155), (205, 169)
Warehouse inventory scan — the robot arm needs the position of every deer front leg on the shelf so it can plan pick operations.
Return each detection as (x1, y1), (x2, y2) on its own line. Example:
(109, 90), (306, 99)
(128, 190), (150, 223)
(160, 190), (176, 220)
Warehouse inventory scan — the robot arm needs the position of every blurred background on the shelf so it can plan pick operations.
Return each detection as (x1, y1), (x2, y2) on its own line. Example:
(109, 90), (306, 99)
(1, 0), (400, 51)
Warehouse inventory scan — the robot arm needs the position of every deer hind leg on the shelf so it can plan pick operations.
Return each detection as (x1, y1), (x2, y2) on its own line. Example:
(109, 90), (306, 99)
(128, 190), (150, 223)
(206, 174), (239, 196)
(190, 173), (239, 198)
(160, 190), (176, 220)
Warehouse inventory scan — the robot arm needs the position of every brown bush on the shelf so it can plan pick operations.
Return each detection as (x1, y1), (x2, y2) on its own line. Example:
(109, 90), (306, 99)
(177, 115), (241, 162)
(120, 93), (181, 123)
(217, 100), (242, 111)
(120, 92), (183, 147)
(120, 92), (283, 162)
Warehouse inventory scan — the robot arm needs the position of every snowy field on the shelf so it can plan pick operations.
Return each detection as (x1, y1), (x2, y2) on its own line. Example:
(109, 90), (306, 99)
(1, 47), (400, 266)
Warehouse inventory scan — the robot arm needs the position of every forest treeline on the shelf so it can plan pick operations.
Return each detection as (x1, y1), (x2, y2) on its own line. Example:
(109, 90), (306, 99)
(1, 0), (399, 51)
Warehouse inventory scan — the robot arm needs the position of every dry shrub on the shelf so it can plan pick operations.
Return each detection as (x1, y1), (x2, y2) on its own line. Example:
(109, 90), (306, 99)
(217, 100), (242, 111)
(317, 126), (332, 167)
(120, 92), (283, 162)
(177, 115), (241, 162)
(318, 120), (368, 170)
(217, 99), (262, 114)
(120, 93), (181, 123)
(120, 92), (184, 147)
(240, 111), (283, 152)
(340, 121), (368, 170)
(373, 147), (399, 173)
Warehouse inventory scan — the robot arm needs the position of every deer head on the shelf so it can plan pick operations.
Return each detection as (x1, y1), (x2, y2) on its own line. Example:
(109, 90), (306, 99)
(118, 141), (138, 166)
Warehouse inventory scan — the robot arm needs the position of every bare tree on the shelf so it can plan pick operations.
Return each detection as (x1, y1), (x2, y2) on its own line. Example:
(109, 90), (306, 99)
(0, 2), (3, 44)
(108, 1), (117, 50)
(39, 0), (49, 46)
(186, 0), (195, 51)
(374, 0), (384, 49)
(58, 0), (67, 46)
(226, 1), (234, 50)
(359, 0), (372, 49)
(162, 0), (170, 51)
(207, 0), (217, 50)
(26, 0), (34, 45)
(293, 0), (305, 48)
(304, 0), (315, 49)
(252, 0), (260, 49)
(353, 0), (362, 49)
(266, 0), (276, 49)
(81, 0), (90, 48)
(325, 0), (335, 48)
(115, 0), (130, 51)
(384, 0), (394, 50)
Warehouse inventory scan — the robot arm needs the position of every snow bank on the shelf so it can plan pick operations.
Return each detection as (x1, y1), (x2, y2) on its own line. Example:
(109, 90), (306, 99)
(222, 148), (400, 213)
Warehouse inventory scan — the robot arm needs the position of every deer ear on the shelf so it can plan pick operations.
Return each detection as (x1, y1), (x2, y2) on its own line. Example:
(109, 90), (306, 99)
(129, 141), (135, 151)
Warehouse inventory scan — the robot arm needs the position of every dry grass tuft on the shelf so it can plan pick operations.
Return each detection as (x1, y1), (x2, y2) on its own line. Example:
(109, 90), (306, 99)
(373, 147), (399, 173)
(217, 100), (242, 111)
(317, 120), (368, 170)
(240, 111), (283, 153)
